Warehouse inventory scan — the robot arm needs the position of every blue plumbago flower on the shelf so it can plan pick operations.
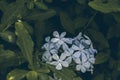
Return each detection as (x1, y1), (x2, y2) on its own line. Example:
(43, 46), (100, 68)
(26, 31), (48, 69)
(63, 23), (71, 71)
(42, 31), (97, 73)
(48, 53), (69, 70)
(63, 48), (74, 64)
(42, 36), (58, 61)
(75, 54), (91, 73)
(51, 31), (72, 49)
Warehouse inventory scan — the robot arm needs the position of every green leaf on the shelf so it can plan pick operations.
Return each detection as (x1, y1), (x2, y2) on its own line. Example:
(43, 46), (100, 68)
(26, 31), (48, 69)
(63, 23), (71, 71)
(107, 23), (120, 39)
(26, 1), (34, 10)
(49, 65), (76, 80)
(0, 1), (8, 12)
(26, 71), (38, 80)
(95, 52), (110, 64)
(76, 0), (86, 4)
(73, 77), (83, 80)
(0, 50), (16, 64)
(74, 17), (88, 29)
(87, 29), (109, 50)
(22, 21), (33, 35)
(34, 2), (48, 10)
(38, 73), (50, 80)
(60, 11), (75, 34)
(45, 0), (53, 3)
(0, 49), (24, 68)
(7, 69), (28, 80)
(25, 9), (56, 21)
(0, 0), (27, 32)
(0, 31), (16, 43)
(94, 74), (104, 80)
(113, 13), (120, 23)
(15, 21), (34, 67)
(88, 0), (120, 13)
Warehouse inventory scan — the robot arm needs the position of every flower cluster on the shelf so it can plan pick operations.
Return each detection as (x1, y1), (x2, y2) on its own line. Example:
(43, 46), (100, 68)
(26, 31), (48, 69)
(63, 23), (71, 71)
(42, 31), (97, 73)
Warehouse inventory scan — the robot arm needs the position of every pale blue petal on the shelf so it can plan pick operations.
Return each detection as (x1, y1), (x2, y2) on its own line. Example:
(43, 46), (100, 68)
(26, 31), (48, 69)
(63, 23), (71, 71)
(64, 51), (71, 56)
(43, 43), (49, 50)
(69, 48), (74, 54)
(55, 43), (61, 49)
(80, 66), (86, 73)
(71, 45), (79, 50)
(62, 43), (69, 51)
(73, 40), (80, 46)
(42, 51), (52, 61)
(58, 40), (64, 45)
(50, 49), (58, 54)
(51, 38), (60, 43)
(89, 48), (97, 54)
(84, 61), (91, 68)
(53, 31), (59, 37)
(84, 34), (91, 40)
(72, 51), (81, 58)
(62, 38), (72, 44)
(60, 53), (67, 60)
(76, 32), (82, 40)
(60, 32), (66, 38)
(49, 61), (58, 66)
(49, 43), (55, 49)
(81, 53), (87, 63)
(89, 57), (95, 64)
(81, 39), (91, 45)
(52, 54), (59, 60)
(56, 63), (62, 70)
(74, 58), (81, 64)
(45, 36), (50, 42)
(79, 44), (84, 50)
(76, 65), (81, 71)
(61, 61), (69, 67)
(65, 57), (72, 64)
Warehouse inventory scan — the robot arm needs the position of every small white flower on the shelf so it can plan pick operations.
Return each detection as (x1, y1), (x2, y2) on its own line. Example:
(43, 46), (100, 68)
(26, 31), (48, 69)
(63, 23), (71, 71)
(48, 53), (69, 70)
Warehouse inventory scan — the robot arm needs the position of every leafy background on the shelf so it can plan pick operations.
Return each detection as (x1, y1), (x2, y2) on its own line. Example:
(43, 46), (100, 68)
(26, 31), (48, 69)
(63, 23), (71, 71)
(0, 0), (120, 80)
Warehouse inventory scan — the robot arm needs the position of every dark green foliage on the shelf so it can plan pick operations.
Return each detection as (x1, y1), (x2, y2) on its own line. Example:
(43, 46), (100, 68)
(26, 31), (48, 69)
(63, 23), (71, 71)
(0, 0), (120, 80)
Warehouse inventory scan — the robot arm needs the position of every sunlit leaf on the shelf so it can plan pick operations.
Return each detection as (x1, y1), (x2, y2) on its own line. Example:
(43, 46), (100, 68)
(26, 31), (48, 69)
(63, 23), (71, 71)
(7, 69), (28, 80)
(88, 0), (120, 13)
(15, 21), (34, 67)
(0, 31), (16, 43)
(26, 71), (38, 80)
